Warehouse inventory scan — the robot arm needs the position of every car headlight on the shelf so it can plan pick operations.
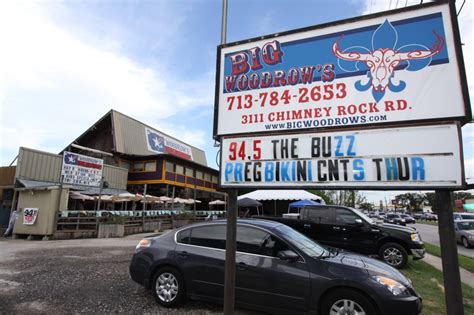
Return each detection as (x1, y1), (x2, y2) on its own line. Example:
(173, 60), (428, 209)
(374, 276), (410, 296)
(135, 239), (151, 253)
(468, 235), (474, 240)
(411, 233), (421, 242)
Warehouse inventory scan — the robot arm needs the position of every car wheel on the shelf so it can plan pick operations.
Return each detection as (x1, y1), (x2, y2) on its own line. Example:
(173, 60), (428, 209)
(321, 288), (376, 315)
(152, 266), (185, 307)
(379, 242), (408, 269)
(462, 237), (471, 249)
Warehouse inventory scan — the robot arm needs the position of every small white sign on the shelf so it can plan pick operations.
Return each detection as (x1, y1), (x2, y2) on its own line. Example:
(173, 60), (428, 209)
(220, 124), (463, 189)
(61, 152), (103, 187)
(23, 208), (39, 225)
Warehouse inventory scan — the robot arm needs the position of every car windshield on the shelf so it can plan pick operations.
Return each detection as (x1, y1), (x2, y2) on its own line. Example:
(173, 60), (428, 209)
(274, 224), (326, 257)
(387, 214), (399, 218)
(457, 222), (474, 231)
(461, 214), (474, 220)
(351, 208), (375, 224)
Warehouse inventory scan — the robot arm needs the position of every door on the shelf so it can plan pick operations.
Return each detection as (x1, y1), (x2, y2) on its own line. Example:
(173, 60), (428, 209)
(303, 207), (336, 246)
(331, 208), (378, 253)
(234, 225), (311, 312)
(175, 225), (226, 300)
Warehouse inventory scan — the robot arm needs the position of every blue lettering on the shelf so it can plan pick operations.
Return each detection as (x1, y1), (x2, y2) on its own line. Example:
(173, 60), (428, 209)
(281, 162), (291, 181)
(265, 162), (274, 181)
(411, 157), (425, 180)
(353, 159), (365, 180)
(385, 158), (398, 180)
(346, 135), (356, 156)
(234, 163), (243, 182)
(308, 160), (313, 181)
(335, 136), (343, 157)
(225, 163), (233, 182)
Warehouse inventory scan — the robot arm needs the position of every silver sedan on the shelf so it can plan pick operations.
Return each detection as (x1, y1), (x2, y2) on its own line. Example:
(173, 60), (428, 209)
(455, 220), (474, 248)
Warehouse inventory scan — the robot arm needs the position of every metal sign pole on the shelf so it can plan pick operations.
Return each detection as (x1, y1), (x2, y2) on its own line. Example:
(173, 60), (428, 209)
(224, 188), (237, 314)
(435, 190), (464, 315)
(220, 0), (235, 313)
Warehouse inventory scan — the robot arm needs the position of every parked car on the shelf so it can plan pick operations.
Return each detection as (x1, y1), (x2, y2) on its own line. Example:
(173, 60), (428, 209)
(384, 213), (406, 226)
(421, 213), (438, 221)
(453, 212), (474, 221)
(130, 219), (422, 314)
(412, 213), (423, 220)
(400, 214), (416, 224)
(454, 220), (474, 248)
(254, 206), (425, 269)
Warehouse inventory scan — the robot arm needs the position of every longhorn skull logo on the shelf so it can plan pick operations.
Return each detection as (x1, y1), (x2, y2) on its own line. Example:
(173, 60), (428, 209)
(333, 19), (445, 102)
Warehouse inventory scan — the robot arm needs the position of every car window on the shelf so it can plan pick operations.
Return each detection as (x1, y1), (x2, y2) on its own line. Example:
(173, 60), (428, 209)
(176, 228), (191, 244)
(274, 224), (325, 257)
(458, 222), (474, 231)
(236, 226), (290, 257)
(306, 208), (333, 223)
(335, 209), (359, 224)
(188, 225), (226, 249)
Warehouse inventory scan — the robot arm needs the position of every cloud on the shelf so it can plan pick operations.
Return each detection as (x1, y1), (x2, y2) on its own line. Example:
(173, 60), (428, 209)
(0, 2), (213, 164)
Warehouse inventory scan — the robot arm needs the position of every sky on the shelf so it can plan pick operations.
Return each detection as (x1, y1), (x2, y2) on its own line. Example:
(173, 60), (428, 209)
(0, 0), (472, 204)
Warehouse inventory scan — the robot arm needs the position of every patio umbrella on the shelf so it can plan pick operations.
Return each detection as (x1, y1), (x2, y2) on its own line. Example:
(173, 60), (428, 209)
(159, 196), (172, 202)
(209, 200), (226, 205)
(70, 192), (94, 200)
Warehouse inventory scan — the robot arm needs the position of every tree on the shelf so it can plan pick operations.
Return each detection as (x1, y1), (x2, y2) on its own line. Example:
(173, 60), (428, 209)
(359, 202), (374, 211)
(425, 191), (473, 213)
(310, 190), (366, 207)
(393, 193), (426, 212)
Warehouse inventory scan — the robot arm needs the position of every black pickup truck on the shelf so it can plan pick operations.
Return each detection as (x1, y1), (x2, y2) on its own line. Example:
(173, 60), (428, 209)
(255, 205), (425, 269)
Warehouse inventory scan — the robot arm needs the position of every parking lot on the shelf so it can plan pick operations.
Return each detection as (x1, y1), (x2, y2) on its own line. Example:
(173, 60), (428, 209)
(0, 234), (253, 314)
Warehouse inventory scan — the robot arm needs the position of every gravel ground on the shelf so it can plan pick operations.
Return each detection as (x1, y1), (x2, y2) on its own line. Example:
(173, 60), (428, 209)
(0, 234), (253, 314)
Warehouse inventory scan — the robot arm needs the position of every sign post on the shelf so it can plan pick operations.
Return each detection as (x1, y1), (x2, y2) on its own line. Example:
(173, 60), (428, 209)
(436, 190), (464, 315)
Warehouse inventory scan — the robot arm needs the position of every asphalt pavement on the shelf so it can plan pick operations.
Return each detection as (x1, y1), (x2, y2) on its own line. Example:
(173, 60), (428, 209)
(0, 233), (259, 315)
(413, 223), (474, 258)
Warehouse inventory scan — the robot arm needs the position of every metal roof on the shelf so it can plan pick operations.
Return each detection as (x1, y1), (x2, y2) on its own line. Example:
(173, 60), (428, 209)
(111, 110), (208, 166)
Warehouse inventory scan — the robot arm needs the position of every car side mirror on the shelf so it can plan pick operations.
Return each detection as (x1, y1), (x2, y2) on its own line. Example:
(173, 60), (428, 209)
(277, 250), (299, 262)
(354, 218), (364, 226)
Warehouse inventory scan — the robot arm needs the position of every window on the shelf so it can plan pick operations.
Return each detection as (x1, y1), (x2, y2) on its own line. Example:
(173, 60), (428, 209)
(211, 176), (218, 183)
(165, 161), (174, 172)
(335, 209), (359, 224)
(144, 161), (156, 172)
(204, 173), (211, 181)
(236, 226), (289, 257)
(189, 225), (226, 249)
(185, 168), (194, 177)
(176, 165), (184, 175)
(306, 208), (333, 224)
(132, 162), (144, 172)
(177, 229), (191, 244)
(196, 170), (203, 179)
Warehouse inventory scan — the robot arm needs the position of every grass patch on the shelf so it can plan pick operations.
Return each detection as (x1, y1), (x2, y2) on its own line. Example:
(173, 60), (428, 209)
(402, 260), (474, 314)
(424, 243), (474, 273)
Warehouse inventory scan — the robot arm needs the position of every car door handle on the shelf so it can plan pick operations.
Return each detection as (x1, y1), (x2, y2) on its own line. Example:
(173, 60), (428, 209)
(304, 224), (311, 228)
(333, 226), (341, 231)
(178, 251), (188, 259)
(237, 262), (248, 270)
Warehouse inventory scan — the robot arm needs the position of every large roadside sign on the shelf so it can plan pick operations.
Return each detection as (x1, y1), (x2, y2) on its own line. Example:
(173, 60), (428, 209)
(214, 2), (470, 137)
(220, 123), (464, 189)
(61, 151), (103, 187)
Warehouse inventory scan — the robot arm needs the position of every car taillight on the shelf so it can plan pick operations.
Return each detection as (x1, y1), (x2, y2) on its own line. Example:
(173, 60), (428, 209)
(135, 239), (151, 253)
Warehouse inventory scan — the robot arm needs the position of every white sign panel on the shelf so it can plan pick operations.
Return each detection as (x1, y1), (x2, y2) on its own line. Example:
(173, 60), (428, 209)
(145, 127), (194, 161)
(61, 151), (103, 187)
(220, 124), (463, 188)
(23, 208), (39, 225)
(214, 3), (469, 136)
